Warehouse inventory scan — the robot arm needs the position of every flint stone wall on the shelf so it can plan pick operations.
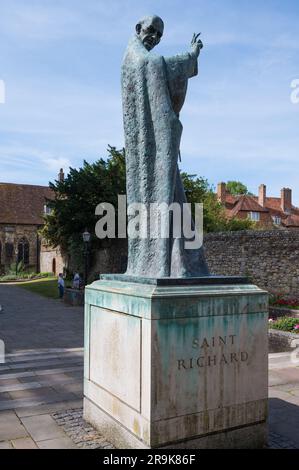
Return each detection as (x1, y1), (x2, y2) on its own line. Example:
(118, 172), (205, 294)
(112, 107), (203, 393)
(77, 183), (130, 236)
(268, 329), (299, 353)
(204, 230), (299, 297)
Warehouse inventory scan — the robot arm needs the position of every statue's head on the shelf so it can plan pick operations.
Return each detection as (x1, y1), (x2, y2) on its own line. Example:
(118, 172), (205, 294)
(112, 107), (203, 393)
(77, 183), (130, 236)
(135, 15), (164, 51)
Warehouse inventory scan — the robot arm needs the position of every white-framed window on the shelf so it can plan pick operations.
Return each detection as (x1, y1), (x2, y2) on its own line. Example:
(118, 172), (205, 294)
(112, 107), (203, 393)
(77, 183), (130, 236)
(248, 212), (260, 221)
(272, 215), (281, 225)
(44, 204), (52, 215)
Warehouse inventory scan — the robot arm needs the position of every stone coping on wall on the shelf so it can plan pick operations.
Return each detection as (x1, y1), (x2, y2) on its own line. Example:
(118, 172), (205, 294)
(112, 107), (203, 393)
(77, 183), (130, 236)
(64, 288), (85, 307)
(269, 328), (299, 353)
(204, 229), (299, 240)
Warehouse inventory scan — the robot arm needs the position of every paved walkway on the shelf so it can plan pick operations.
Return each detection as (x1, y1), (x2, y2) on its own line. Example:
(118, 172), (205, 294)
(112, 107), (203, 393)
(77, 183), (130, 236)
(0, 348), (83, 412)
(268, 353), (299, 448)
(0, 284), (298, 448)
(0, 283), (83, 352)
(0, 284), (84, 448)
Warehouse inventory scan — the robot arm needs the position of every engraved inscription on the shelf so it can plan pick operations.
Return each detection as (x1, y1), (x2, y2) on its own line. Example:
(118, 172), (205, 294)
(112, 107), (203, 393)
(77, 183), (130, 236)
(177, 335), (249, 370)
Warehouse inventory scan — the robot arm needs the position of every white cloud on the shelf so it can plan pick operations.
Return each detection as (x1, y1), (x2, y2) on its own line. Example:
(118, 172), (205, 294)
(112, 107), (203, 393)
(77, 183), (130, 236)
(44, 156), (71, 172)
(0, 0), (134, 44)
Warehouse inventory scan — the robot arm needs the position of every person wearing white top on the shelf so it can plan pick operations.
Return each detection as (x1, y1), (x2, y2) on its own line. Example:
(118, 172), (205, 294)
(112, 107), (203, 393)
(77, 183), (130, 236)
(73, 273), (80, 290)
(58, 273), (65, 299)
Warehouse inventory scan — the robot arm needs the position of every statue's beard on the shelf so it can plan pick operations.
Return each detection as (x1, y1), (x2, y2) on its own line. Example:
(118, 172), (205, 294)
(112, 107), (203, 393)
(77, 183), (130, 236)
(142, 37), (156, 51)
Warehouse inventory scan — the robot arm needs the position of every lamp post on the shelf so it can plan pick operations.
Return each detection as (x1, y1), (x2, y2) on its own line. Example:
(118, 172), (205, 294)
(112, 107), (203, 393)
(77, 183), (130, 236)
(82, 229), (91, 286)
(15, 246), (18, 277)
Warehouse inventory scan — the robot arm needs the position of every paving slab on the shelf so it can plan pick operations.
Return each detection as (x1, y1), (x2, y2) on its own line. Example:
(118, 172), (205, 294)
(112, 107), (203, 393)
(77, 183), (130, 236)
(37, 436), (77, 449)
(11, 437), (38, 449)
(0, 382), (42, 393)
(0, 392), (11, 402)
(8, 386), (62, 401)
(0, 411), (28, 441)
(270, 367), (299, 383)
(15, 399), (83, 418)
(0, 441), (13, 449)
(269, 370), (291, 386)
(34, 373), (77, 386)
(21, 414), (66, 441)
(53, 382), (83, 396)
(0, 378), (22, 387)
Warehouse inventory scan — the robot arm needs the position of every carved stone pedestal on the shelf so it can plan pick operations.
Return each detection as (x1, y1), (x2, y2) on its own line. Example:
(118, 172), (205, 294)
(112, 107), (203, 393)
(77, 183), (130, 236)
(83, 275), (268, 449)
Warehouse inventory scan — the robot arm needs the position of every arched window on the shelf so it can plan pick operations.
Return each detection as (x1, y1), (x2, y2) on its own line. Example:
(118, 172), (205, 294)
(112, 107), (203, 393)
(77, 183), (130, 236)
(5, 242), (14, 265)
(17, 238), (30, 266)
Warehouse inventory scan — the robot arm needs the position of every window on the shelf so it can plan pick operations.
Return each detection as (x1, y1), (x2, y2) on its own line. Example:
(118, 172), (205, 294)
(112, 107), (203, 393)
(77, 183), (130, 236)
(248, 212), (260, 221)
(44, 204), (52, 215)
(272, 216), (281, 225)
(17, 238), (30, 266)
(5, 243), (14, 264)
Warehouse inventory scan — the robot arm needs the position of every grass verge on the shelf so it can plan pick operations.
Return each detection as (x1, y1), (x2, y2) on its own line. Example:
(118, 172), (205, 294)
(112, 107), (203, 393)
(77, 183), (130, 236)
(17, 277), (60, 299)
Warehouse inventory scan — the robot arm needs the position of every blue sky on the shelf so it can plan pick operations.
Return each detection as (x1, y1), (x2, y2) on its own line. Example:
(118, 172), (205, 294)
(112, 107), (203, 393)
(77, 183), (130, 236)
(0, 0), (298, 203)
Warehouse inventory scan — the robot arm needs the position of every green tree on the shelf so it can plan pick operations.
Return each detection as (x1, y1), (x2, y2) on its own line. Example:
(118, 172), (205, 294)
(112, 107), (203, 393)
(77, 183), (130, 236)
(226, 181), (254, 196)
(181, 173), (254, 232)
(41, 146), (126, 272)
(41, 149), (254, 273)
(181, 173), (225, 232)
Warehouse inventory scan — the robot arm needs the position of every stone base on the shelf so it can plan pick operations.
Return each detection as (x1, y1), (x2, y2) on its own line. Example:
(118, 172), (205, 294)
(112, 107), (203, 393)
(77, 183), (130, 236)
(84, 277), (269, 449)
(100, 273), (249, 286)
(84, 398), (267, 449)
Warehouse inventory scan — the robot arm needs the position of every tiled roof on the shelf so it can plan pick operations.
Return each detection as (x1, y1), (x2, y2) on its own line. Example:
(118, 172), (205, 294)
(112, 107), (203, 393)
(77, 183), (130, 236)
(0, 183), (53, 225)
(223, 193), (299, 221)
(282, 214), (299, 227)
(263, 197), (282, 212)
(229, 195), (269, 217)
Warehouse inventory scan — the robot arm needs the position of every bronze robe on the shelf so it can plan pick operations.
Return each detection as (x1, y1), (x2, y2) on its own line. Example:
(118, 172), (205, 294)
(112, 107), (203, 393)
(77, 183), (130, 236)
(121, 35), (209, 278)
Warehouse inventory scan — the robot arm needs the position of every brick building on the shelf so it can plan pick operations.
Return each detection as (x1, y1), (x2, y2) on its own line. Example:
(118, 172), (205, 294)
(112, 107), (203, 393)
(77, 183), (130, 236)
(0, 172), (65, 275)
(217, 183), (299, 228)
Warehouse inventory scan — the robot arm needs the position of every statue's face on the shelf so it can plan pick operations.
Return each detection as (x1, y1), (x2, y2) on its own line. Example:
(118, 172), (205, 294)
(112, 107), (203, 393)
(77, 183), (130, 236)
(136, 17), (164, 51)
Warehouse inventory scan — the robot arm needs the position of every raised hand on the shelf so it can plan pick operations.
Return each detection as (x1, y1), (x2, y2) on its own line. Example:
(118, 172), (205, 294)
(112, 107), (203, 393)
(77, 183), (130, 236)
(191, 32), (203, 57)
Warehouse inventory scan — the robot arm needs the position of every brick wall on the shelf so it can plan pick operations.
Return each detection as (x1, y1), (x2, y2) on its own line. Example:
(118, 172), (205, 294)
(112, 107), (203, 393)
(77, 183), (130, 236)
(204, 230), (299, 296)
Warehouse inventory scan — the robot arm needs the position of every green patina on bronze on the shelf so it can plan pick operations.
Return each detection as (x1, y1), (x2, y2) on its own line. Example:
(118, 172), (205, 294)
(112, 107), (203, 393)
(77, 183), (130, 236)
(122, 15), (208, 278)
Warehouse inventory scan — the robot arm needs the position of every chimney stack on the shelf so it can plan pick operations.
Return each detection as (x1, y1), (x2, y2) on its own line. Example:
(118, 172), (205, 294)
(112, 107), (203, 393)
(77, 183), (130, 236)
(58, 168), (64, 183)
(258, 184), (266, 207)
(281, 188), (292, 213)
(217, 182), (226, 204)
